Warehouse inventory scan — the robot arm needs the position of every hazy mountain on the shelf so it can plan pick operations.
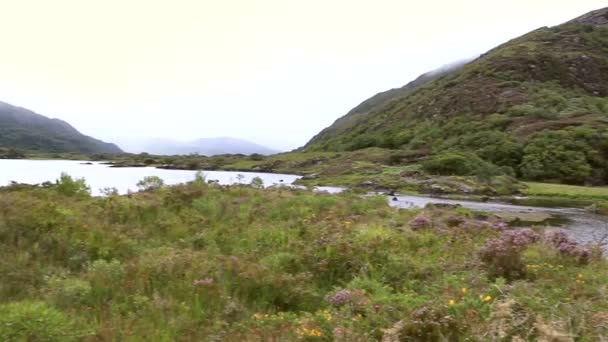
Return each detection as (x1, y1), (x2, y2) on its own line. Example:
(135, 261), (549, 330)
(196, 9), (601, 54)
(117, 137), (280, 156)
(304, 7), (608, 185)
(0, 101), (122, 154)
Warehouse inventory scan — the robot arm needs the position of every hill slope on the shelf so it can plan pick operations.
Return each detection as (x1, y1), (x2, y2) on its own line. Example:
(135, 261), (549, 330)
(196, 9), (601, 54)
(305, 7), (608, 185)
(117, 137), (279, 156)
(0, 101), (122, 154)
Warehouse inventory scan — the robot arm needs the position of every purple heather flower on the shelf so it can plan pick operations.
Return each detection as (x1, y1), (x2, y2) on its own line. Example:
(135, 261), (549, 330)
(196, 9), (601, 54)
(545, 230), (594, 263)
(325, 288), (367, 307)
(409, 214), (432, 230)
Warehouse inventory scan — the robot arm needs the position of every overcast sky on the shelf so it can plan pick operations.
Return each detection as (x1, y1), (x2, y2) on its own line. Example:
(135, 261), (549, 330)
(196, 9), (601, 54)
(0, 0), (604, 151)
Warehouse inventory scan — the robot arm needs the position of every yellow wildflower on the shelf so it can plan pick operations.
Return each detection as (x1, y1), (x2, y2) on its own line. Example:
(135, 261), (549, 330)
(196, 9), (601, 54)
(484, 296), (492, 302)
(309, 329), (323, 337)
(578, 273), (583, 278)
(461, 288), (467, 294)
(449, 299), (456, 306)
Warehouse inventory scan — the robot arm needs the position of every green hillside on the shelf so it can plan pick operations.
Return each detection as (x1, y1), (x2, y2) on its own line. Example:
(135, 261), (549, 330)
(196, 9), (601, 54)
(0, 101), (122, 154)
(305, 7), (608, 185)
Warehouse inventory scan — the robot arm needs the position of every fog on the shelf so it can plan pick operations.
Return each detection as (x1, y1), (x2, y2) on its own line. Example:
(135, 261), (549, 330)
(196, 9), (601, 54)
(0, 0), (604, 151)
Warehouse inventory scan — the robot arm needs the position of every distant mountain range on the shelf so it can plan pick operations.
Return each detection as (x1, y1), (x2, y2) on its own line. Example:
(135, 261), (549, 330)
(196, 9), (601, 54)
(0, 101), (122, 154)
(116, 137), (280, 156)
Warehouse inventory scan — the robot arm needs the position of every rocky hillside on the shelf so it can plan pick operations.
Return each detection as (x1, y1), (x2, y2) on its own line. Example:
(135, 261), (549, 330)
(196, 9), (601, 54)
(0, 101), (122, 154)
(305, 7), (608, 185)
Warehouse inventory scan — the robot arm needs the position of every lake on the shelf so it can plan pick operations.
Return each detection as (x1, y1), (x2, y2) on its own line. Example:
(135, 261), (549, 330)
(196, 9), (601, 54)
(0, 159), (300, 195)
(1, 159), (605, 245)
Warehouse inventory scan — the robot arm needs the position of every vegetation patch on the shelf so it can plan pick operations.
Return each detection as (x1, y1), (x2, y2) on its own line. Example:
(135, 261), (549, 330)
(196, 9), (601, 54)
(0, 175), (606, 340)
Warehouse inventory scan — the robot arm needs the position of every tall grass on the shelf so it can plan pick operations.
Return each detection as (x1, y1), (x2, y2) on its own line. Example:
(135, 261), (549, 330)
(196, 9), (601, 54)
(0, 176), (607, 340)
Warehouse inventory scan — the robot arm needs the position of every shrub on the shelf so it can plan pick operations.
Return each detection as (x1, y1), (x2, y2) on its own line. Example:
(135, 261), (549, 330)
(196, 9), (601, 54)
(399, 306), (461, 340)
(87, 259), (127, 300)
(55, 173), (90, 197)
(250, 176), (264, 188)
(519, 130), (594, 184)
(46, 276), (92, 307)
(422, 152), (501, 178)
(409, 213), (432, 230)
(193, 171), (207, 185)
(544, 230), (594, 264)
(325, 288), (368, 308)
(479, 228), (540, 279)
(0, 301), (80, 341)
(136, 176), (165, 191)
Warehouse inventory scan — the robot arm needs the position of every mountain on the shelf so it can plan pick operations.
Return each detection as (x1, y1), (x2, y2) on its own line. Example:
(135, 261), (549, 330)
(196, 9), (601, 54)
(0, 101), (122, 154)
(304, 7), (608, 185)
(117, 137), (280, 156)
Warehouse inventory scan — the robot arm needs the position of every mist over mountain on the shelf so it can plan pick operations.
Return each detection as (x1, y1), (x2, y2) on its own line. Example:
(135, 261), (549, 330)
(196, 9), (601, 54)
(116, 137), (281, 156)
(0, 101), (122, 154)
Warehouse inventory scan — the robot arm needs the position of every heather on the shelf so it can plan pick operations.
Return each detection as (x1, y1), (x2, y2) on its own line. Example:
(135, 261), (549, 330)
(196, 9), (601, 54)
(1, 175), (607, 340)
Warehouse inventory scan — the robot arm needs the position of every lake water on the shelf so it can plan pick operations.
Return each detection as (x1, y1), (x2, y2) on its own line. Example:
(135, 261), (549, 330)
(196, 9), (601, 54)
(0, 159), (300, 195)
(1, 159), (605, 245)
(389, 194), (607, 246)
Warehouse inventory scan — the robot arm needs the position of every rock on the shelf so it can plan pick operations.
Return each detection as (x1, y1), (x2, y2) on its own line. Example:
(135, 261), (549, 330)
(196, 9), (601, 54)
(425, 203), (462, 210)
(392, 197), (398, 201)
(80, 162), (93, 165)
(110, 163), (147, 168)
(569, 7), (608, 26)
(360, 181), (376, 187)
(300, 173), (319, 180)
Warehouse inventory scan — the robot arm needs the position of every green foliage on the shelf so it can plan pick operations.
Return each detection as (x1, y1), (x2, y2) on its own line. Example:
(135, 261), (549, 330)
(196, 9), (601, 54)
(55, 172), (90, 197)
(193, 171), (207, 185)
(0, 181), (606, 339)
(136, 176), (165, 191)
(422, 152), (501, 178)
(46, 276), (92, 307)
(300, 18), (608, 185)
(0, 301), (81, 341)
(250, 176), (264, 188)
(519, 130), (594, 184)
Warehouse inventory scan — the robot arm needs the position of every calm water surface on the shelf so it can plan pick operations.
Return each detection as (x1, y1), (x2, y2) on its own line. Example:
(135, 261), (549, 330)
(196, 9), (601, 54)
(0, 159), (300, 195)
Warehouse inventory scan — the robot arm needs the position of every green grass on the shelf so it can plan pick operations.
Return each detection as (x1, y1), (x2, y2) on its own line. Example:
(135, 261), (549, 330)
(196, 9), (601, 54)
(524, 182), (608, 201)
(0, 175), (607, 340)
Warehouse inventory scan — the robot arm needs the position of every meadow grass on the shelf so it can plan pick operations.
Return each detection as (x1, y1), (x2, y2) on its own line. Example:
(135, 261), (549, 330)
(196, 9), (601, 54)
(0, 177), (607, 340)
(524, 182), (608, 200)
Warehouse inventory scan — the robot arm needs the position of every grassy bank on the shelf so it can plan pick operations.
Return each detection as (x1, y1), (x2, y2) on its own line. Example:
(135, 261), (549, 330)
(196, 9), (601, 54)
(0, 175), (606, 340)
(523, 182), (608, 201)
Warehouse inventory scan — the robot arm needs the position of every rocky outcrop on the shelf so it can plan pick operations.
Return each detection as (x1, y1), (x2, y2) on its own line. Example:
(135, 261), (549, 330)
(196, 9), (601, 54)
(569, 7), (608, 26)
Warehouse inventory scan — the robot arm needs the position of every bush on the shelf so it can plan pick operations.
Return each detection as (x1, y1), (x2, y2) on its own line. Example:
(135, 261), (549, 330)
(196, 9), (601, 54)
(422, 152), (501, 178)
(250, 176), (264, 188)
(46, 276), (92, 307)
(544, 230), (593, 264)
(479, 229), (540, 280)
(55, 173), (90, 197)
(519, 130), (595, 184)
(136, 176), (165, 191)
(0, 301), (80, 341)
